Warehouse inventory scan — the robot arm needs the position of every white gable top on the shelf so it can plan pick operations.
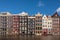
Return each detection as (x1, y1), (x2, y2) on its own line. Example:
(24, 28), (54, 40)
(0, 12), (11, 15)
(43, 15), (46, 17)
(19, 12), (28, 16)
(35, 12), (42, 16)
(42, 15), (47, 19)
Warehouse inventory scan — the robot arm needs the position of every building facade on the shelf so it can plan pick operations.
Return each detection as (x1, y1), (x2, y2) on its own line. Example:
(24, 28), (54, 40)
(35, 12), (42, 35)
(42, 15), (52, 35)
(42, 15), (48, 35)
(47, 16), (52, 35)
(12, 15), (20, 35)
(28, 16), (35, 35)
(19, 12), (28, 35)
(0, 12), (12, 35)
(59, 17), (60, 35)
(0, 12), (60, 36)
(52, 12), (60, 35)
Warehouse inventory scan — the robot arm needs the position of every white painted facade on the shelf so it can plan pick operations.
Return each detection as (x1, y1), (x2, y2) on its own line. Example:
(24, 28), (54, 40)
(42, 15), (48, 35)
(47, 16), (52, 34)
(42, 15), (52, 35)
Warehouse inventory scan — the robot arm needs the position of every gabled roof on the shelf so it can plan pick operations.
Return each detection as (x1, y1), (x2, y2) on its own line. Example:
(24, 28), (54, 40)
(51, 12), (60, 17)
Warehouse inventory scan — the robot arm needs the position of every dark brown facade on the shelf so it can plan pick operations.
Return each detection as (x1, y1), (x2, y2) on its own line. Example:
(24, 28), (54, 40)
(52, 12), (60, 35)
(28, 17), (35, 35)
(12, 15), (20, 35)
(19, 16), (28, 35)
(59, 17), (60, 35)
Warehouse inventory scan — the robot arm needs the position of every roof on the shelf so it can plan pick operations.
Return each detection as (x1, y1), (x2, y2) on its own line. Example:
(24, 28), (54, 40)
(19, 12), (28, 16)
(35, 12), (42, 16)
(52, 12), (60, 17)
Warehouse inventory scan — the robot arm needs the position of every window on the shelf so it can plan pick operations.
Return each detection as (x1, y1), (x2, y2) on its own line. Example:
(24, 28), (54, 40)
(36, 24), (42, 26)
(40, 31), (42, 33)
(38, 27), (39, 30)
(38, 31), (39, 33)
(36, 24), (37, 25)
(36, 31), (37, 33)
(20, 21), (22, 23)
(24, 21), (27, 23)
(36, 20), (42, 22)
(36, 20), (37, 22)
(2, 28), (6, 31)
(36, 27), (37, 30)
(39, 20), (42, 22)
(49, 32), (50, 33)
(48, 22), (49, 24)
(39, 27), (42, 30)
(39, 24), (42, 26)
(36, 27), (42, 30)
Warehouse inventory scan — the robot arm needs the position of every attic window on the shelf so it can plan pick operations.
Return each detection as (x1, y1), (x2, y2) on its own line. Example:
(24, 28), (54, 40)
(55, 14), (57, 16)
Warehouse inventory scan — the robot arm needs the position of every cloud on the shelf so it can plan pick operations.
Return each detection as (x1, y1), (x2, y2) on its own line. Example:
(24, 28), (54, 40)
(37, 1), (44, 7)
(57, 7), (60, 12)
(56, 7), (60, 15)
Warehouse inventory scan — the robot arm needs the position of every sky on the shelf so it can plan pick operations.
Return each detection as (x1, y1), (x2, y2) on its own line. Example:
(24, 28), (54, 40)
(0, 0), (60, 16)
